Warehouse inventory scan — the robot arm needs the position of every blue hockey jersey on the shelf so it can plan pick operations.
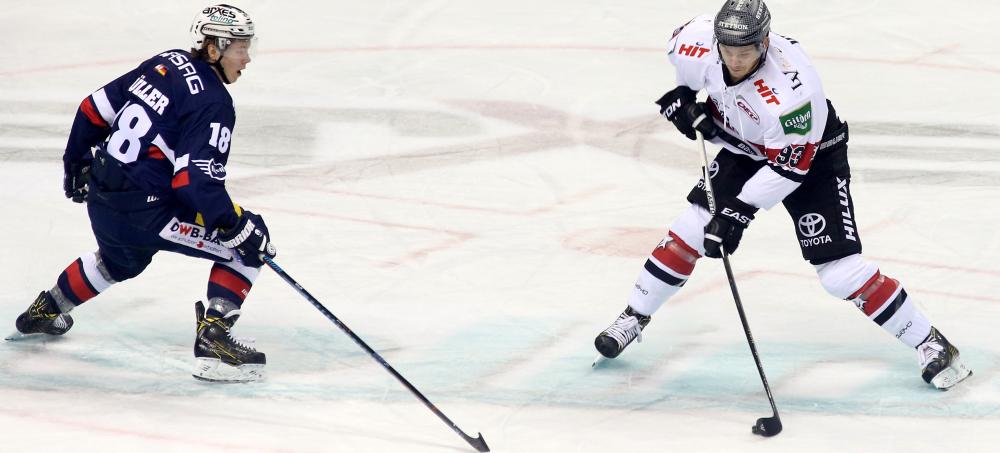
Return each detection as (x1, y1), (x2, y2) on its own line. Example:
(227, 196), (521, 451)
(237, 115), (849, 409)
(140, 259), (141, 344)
(64, 49), (241, 232)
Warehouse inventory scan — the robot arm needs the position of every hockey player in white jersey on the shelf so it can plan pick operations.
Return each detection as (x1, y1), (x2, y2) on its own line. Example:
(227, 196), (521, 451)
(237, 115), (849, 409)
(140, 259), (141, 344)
(595, 0), (971, 390)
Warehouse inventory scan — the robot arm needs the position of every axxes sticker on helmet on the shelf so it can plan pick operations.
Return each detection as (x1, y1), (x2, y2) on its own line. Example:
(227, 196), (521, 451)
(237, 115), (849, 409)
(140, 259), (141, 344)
(204, 6), (238, 23)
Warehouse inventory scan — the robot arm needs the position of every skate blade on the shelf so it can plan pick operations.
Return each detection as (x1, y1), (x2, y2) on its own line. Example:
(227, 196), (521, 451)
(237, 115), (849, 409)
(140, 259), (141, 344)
(931, 355), (972, 390)
(192, 357), (265, 383)
(5, 330), (43, 341)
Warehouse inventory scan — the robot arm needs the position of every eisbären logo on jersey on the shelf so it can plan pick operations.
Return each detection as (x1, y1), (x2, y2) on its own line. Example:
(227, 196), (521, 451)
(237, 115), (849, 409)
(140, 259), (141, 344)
(192, 159), (227, 180)
(780, 102), (813, 135)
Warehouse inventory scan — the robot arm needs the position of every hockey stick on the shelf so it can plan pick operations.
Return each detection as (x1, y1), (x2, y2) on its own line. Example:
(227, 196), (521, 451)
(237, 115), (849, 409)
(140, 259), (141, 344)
(263, 256), (490, 452)
(695, 125), (783, 437)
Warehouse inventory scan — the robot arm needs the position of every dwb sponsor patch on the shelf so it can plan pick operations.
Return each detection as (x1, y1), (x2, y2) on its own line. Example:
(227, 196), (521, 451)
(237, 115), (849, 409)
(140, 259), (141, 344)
(159, 217), (232, 259)
(780, 101), (812, 135)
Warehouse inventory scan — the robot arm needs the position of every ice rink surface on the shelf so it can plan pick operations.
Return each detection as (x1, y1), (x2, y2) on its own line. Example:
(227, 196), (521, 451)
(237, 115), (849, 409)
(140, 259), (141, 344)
(2, 0), (999, 451)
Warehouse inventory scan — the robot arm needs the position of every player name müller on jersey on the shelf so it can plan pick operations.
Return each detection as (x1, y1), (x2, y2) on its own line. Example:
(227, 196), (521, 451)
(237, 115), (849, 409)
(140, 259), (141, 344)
(67, 49), (241, 231)
(669, 15), (828, 210)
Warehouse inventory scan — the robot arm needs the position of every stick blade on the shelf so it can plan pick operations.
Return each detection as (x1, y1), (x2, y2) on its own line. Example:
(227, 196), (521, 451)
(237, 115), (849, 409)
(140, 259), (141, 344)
(752, 416), (782, 437)
(462, 432), (490, 452)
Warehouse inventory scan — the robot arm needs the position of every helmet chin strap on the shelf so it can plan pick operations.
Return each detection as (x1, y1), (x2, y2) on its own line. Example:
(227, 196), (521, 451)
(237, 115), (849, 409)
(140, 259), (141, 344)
(209, 38), (234, 84)
(212, 58), (234, 84)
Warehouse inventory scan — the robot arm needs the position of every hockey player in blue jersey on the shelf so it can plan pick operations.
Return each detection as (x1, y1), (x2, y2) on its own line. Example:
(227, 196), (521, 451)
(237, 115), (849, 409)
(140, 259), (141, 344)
(11, 4), (274, 382)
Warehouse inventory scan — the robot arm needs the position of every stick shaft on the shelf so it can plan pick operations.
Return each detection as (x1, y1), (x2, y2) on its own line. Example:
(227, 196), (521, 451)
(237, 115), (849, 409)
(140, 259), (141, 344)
(263, 256), (490, 452)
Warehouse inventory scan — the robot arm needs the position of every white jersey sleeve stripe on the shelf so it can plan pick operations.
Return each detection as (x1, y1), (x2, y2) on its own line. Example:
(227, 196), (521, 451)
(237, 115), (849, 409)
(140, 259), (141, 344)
(174, 155), (189, 174)
(152, 134), (177, 165)
(90, 88), (117, 125)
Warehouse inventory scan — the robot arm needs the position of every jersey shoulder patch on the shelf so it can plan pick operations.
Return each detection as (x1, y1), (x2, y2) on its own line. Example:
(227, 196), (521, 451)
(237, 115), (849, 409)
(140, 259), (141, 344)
(668, 15), (715, 59)
(670, 19), (692, 41)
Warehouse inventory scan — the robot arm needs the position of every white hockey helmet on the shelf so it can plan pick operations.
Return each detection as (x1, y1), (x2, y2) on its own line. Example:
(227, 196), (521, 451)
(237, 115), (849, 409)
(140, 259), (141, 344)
(190, 4), (255, 53)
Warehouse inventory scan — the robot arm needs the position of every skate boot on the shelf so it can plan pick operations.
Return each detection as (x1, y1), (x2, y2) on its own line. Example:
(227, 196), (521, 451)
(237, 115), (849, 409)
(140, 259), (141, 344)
(595, 306), (651, 359)
(917, 327), (971, 390)
(8, 291), (74, 340)
(192, 300), (265, 382)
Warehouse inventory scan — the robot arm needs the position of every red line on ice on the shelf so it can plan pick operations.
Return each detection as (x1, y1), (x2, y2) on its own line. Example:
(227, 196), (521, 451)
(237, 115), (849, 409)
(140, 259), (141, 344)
(3, 45), (998, 76)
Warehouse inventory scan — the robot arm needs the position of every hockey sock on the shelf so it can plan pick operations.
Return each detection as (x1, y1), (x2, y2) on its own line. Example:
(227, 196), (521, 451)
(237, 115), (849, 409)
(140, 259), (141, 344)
(50, 251), (116, 313)
(849, 271), (931, 348)
(627, 232), (699, 315)
(206, 261), (259, 316)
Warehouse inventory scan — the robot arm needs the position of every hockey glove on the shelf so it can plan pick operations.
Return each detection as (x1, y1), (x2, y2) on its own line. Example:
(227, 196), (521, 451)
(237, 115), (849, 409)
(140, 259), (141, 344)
(703, 198), (758, 258)
(63, 161), (90, 203)
(656, 86), (698, 140)
(684, 102), (719, 141)
(218, 210), (277, 268)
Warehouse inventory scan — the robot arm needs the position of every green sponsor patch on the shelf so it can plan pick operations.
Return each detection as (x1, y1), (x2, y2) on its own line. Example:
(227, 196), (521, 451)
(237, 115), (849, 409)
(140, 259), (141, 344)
(780, 101), (813, 135)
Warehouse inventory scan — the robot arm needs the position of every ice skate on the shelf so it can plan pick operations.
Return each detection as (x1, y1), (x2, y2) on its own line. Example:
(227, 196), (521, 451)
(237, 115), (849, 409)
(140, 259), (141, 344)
(192, 300), (265, 382)
(7, 291), (74, 341)
(594, 306), (651, 359)
(917, 327), (971, 390)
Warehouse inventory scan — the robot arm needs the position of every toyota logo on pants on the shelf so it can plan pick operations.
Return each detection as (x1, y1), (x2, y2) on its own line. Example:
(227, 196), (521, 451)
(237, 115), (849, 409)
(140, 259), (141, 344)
(798, 213), (826, 237)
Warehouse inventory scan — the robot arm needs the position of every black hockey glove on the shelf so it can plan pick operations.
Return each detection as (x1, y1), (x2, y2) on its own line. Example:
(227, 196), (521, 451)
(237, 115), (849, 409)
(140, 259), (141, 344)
(656, 87), (719, 141)
(656, 86), (697, 140)
(703, 198), (758, 258)
(684, 102), (719, 141)
(218, 210), (277, 268)
(63, 161), (90, 203)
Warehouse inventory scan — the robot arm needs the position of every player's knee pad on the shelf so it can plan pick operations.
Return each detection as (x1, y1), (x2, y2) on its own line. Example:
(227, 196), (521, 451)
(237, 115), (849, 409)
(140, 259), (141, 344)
(814, 254), (879, 300)
(98, 249), (148, 282)
(85, 250), (117, 287)
(628, 230), (701, 314)
(649, 231), (700, 282)
(668, 204), (712, 257)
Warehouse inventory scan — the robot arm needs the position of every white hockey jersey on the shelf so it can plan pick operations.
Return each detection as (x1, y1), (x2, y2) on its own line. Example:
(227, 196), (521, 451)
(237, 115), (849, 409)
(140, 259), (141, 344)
(668, 15), (831, 210)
